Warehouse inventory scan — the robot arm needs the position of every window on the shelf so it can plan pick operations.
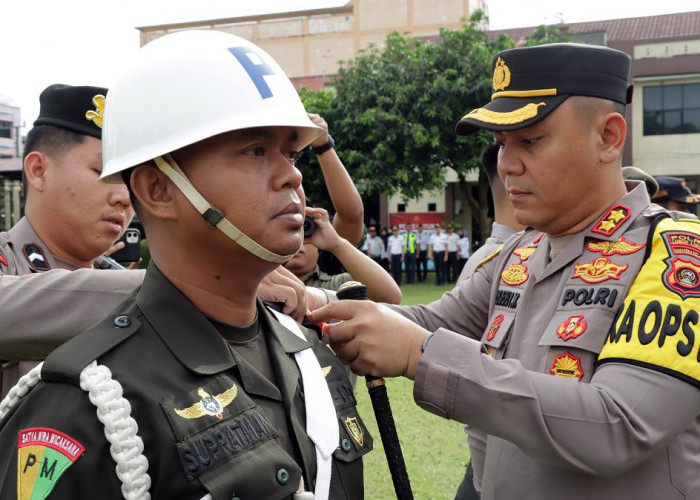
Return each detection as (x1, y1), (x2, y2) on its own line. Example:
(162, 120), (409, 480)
(0, 121), (12, 139)
(397, 203), (406, 213)
(643, 83), (700, 135)
(428, 203), (436, 212)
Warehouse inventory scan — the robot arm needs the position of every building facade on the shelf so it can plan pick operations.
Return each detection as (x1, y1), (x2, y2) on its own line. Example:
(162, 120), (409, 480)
(0, 102), (23, 230)
(138, 7), (700, 240)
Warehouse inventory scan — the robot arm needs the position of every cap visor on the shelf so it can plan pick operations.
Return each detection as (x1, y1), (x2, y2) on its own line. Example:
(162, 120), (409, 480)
(456, 95), (568, 135)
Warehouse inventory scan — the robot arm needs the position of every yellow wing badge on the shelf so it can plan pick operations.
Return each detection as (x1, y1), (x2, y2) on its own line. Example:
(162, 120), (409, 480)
(174, 385), (238, 420)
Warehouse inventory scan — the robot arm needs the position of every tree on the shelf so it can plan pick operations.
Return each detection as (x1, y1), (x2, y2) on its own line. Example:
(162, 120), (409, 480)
(297, 87), (336, 207)
(321, 11), (514, 238)
(525, 23), (574, 46)
(298, 14), (571, 238)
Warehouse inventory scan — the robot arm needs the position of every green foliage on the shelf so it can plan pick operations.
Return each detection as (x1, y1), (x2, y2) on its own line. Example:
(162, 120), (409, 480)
(525, 23), (574, 46)
(297, 87), (337, 209)
(324, 11), (514, 203)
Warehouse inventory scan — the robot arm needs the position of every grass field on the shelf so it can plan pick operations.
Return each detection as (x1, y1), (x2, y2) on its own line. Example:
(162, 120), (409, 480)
(354, 278), (469, 499)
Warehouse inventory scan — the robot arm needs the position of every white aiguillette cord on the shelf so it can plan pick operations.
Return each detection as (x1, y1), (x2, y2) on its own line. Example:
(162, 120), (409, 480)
(153, 155), (296, 264)
(271, 309), (339, 500)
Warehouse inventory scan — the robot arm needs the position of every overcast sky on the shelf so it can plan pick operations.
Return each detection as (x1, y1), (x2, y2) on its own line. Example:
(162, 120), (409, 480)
(2, 0), (699, 132)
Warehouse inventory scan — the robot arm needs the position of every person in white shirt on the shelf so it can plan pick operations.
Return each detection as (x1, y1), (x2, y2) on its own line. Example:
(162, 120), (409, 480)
(416, 223), (431, 282)
(456, 228), (471, 277)
(428, 225), (447, 285)
(387, 225), (405, 285)
(445, 224), (461, 283)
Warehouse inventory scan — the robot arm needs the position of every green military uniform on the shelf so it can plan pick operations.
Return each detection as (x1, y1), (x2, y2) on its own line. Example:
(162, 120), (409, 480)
(303, 264), (354, 292)
(0, 263), (371, 499)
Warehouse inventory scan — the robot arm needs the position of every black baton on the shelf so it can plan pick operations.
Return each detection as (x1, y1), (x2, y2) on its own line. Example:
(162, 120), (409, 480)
(336, 282), (414, 500)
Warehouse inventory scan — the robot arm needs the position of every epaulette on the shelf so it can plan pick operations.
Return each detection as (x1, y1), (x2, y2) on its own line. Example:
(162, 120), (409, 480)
(41, 301), (142, 386)
(473, 245), (505, 273)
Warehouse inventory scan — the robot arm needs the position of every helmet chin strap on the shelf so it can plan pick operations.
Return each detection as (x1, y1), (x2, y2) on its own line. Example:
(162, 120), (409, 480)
(153, 155), (297, 264)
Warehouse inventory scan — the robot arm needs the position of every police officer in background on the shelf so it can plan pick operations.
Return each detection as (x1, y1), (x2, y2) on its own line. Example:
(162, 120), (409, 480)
(651, 175), (700, 214)
(311, 43), (700, 499)
(0, 84), (142, 395)
(403, 221), (418, 283)
(416, 223), (430, 281)
(0, 31), (369, 499)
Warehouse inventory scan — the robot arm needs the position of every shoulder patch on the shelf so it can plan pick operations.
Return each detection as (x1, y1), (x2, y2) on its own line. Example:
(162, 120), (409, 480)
(600, 217), (700, 387)
(23, 244), (50, 271)
(17, 427), (85, 500)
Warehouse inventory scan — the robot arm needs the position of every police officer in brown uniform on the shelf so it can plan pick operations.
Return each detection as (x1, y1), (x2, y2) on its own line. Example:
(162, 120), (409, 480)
(0, 84), (142, 395)
(0, 31), (369, 499)
(311, 43), (700, 499)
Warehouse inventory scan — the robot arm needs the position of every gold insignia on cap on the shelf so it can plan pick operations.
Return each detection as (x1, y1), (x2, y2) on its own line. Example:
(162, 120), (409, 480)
(344, 416), (364, 447)
(174, 385), (238, 420)
(85, 94), (105, 129)
(492, 57), (511, 91)
(464, 102), (546, 126)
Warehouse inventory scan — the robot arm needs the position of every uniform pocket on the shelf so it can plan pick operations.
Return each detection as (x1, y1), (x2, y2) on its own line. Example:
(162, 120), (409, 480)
(538, 308), (619, 382)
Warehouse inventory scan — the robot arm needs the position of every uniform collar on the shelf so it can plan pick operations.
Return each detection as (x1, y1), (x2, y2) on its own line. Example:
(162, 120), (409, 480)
(136, 263), (311, 376)
(528, 182), (651, 281)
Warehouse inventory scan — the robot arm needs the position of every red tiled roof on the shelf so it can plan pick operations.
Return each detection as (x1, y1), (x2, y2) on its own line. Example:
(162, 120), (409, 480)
(489, 10), (700, 43)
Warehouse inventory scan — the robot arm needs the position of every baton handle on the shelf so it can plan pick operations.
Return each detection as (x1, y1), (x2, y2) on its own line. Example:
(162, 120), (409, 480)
(336, 282), (414, 500)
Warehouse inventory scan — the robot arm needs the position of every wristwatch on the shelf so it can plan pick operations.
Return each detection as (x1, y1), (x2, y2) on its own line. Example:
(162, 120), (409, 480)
(311, 135), (335, 155)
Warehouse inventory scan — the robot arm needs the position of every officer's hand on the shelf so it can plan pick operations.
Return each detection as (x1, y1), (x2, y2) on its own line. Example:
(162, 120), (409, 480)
(258, 267), (307, 322)
(104, 240), (142, 269)
(305, 206), (341, 251)
(307, 113), (329, 147)
(308, 301), (429, 380)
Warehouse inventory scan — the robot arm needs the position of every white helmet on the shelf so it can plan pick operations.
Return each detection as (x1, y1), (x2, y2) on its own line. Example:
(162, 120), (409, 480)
(101, 29), (321, 181)
(101, 30), (322, 263)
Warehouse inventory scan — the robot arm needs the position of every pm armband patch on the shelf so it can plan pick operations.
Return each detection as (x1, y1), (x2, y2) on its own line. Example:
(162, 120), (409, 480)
(599, 218), (700, 386)
(17, 427), (85, 500)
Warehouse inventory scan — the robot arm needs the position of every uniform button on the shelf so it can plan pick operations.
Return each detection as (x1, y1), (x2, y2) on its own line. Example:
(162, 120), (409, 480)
(276, 468), (290, 485)
(341, 438), (352, 452)
(114, 316), (130, 328)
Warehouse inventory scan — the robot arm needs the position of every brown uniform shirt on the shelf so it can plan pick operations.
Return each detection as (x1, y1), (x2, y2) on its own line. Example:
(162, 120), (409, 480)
(0, 217), (142, 395)
(394, 183), (700, 499)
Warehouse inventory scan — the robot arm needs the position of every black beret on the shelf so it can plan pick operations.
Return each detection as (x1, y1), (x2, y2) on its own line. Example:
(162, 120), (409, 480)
(33, 84), (107, 139)
(456, 43), (633, 135)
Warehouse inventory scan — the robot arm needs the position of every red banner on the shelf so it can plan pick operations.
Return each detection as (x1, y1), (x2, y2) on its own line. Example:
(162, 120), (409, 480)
(389, 212), (446, 230)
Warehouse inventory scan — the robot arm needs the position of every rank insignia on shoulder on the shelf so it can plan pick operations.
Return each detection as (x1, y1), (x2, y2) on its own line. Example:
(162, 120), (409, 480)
(572, 257), (628, 283)
(556, 315), (587, 341)
(322, 366), (332, 377)
(174, 385), (238, 420)
(592, 204), (630, 236)
(513, 247), (536, 261)
(0, 251), (6, 267)
(501, 263), (528, 286)
(17, 427), (85, 500)
(549, 352), (583, 379)
(344, 416), (365, 448)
